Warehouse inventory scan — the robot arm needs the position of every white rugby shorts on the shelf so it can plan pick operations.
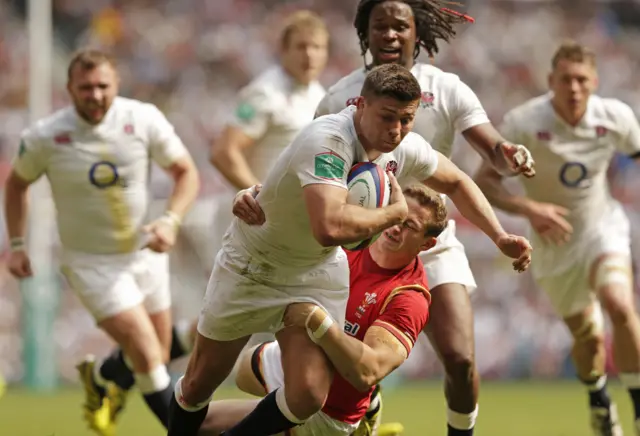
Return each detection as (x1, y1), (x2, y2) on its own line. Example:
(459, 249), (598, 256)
(197, 231), (350, 341)
(534, 205), (631, 317)
(60, 248), (170, 322)
(419, 220), (477, 292)
(251, 341), (359, 436)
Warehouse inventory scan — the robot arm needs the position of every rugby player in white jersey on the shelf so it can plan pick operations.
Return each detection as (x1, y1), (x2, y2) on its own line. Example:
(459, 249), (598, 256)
(166, 63), (532, 436)
(313, 1), (535, 435)
(474, 41), (640, 436)
(3, 50), (199, 434)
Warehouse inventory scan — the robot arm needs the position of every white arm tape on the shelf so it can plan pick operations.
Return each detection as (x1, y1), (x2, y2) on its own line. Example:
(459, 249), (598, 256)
(305, 307), (334, 343)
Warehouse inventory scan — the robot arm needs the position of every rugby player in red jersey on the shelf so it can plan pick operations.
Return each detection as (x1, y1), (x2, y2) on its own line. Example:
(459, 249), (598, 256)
(195, 184), (447, 436)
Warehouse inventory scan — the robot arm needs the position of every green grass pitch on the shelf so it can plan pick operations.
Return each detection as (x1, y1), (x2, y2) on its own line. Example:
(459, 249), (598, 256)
(1, 381), (636, 435)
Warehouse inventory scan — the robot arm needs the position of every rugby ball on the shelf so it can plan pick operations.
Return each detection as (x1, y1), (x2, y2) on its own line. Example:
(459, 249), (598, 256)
(342, 162), (391, 251)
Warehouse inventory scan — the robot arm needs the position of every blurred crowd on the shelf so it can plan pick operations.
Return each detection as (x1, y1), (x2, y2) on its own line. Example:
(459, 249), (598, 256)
(2, 0), (640, 385)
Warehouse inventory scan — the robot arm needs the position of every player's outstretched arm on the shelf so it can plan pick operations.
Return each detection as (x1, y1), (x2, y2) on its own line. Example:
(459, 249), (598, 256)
(474, 161), (573, 246)
(303, 172), (407, 247)
(284, 293), (428, 392)
(462, 124), (535, 178)
(425, 152), (531, 271)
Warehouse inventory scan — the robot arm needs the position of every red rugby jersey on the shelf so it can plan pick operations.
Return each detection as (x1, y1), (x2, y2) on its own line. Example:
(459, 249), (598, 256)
(321, 247), (431, 424)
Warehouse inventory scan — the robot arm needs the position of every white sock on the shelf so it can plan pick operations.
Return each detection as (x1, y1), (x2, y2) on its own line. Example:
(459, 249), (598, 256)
(447, 405), (478, 430)
(134, 365), (171, 394)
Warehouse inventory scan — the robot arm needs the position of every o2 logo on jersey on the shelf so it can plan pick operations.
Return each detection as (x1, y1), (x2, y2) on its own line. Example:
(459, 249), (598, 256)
(89, 161), (127, 189)
(559, 162), (591, 189)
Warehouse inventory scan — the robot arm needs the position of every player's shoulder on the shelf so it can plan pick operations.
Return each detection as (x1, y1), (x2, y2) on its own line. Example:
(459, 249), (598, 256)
(412, 63), (464, 90)
(22, 106), (76, 143)
(297, 107), (358, 151)
(326, 68), (366, 99)
(504, 93), (552, 122)
(112, 96), (163, 118)
(591, 95), (636, 121)
(413, 63), (459, 82)
(242, 66), (290, 98)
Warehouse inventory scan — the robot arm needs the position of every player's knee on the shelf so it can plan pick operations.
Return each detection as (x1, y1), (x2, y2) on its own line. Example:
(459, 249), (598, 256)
(442, 350), (475, 384)
(285, 379), (329, 419)
(571, 311), (605, 356)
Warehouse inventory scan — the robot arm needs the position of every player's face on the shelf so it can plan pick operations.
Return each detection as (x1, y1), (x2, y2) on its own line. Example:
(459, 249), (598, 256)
(378, 196), (436, 254)
(549, 59), (598, 115)
(281, 29), (329, 85)
(367, 1), (416, 69)
(358, 95), (418, 152)
(67, 63), (119, 125)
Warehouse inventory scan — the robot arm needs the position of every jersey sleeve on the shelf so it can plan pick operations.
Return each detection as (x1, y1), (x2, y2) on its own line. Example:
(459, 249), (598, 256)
(451, 80), (490, 133)
(146, 104), (189, 168)
(395, 133), (439, 182)
(611, 101), (640, 157)
(292, 122), (353, 190)
(12, 129), (49, 182)
(229, 84), (271, 139)
(314, 93), (333, 118)
(372, 289), (430, 355)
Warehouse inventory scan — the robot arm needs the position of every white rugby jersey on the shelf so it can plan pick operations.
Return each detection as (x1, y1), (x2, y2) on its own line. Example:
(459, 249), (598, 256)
(502, 93), (640, 274)
(13, 97), (189, 255)
(233, 106), (439, 268)
(315, 63), (489, 158)
(229, 66), (326, 182)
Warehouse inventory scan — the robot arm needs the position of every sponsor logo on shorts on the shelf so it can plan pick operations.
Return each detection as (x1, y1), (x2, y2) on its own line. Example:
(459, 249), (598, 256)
(314, 152), (346, 180)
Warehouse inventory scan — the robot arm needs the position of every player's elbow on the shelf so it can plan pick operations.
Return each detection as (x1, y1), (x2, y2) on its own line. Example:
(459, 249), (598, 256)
(312, 224), (340, 247)
(354, 369), (383, 392)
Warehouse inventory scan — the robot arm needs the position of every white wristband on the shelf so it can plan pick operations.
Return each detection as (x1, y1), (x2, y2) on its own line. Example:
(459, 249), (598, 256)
(160, 211), (181, 229)
(305, 307), (334, 343)
(10, 237), (25, 253)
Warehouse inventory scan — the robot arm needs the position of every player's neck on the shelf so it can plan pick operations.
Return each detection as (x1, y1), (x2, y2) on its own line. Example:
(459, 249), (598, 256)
(551, 99), (587, 127)
(369, 243), (412, 271)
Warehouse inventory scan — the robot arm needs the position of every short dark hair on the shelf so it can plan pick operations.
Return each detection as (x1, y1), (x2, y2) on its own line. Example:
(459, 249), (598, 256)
(403, 184), (448, 237)
(361, 64), (422, 102)
(354, 0), (473, 62)
(67, 49), (116, 81)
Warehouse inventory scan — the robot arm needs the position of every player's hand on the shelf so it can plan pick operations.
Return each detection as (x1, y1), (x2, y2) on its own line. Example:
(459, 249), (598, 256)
(8, 250), (33, 279)
(495, 233), (532, 273)
(143, 216), (178, 253)
(500, 142), (535, 178)
(525, 202), (573, 245)
(283, 302), (319, 329)
(387, 172), (408, 221)
(232, 184), (265, 226)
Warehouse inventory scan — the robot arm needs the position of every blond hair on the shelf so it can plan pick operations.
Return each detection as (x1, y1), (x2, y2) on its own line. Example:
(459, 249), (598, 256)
(551, 40), (596, 69)
(67, 49), (116, 81)
(280, 10), (329, 48)
(402, 184), (448, 237)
